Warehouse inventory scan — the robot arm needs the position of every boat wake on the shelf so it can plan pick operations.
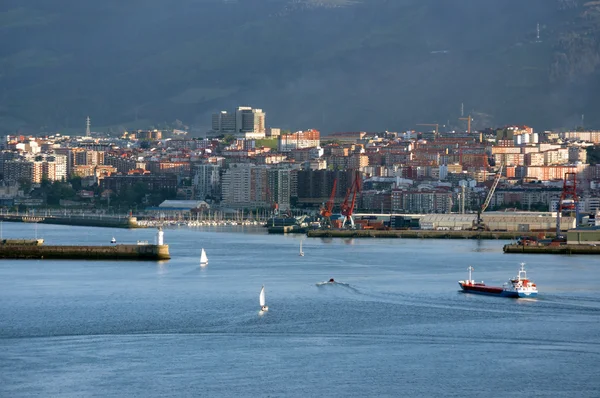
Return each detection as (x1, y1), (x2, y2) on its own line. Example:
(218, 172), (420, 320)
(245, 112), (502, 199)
(315, 281), (350, 287)
(315, 281), (361, 295)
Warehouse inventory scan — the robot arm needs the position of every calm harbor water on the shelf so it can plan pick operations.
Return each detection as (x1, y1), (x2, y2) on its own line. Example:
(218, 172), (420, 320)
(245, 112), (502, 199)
(1, 223), (599, 397)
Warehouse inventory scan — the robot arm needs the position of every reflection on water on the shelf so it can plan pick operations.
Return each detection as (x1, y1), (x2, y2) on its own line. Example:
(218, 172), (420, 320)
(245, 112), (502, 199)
(156, 262), (168, 275)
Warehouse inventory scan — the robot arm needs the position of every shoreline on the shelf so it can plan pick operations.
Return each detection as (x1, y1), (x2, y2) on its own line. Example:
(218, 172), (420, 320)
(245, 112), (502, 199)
(306, 229), (555, 240)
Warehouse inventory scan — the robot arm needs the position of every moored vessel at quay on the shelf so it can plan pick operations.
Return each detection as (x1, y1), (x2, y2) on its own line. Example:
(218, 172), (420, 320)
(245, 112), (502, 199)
(458, 263), (538, 298)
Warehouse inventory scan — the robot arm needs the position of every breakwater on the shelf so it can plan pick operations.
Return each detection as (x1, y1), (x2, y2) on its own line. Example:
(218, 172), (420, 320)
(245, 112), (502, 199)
(1, 239), (44, 246)
(503, 244), (600, 255)
(0, 214), (139, 228)
(0, 243), (170, 261)
(306, 229), (554, 240)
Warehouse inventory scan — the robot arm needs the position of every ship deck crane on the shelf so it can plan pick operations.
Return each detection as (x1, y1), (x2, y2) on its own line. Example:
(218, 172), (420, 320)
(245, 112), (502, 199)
(319, 179), (337, 228)
(341, 171), (361, 229)
(474, 164), (503, 230)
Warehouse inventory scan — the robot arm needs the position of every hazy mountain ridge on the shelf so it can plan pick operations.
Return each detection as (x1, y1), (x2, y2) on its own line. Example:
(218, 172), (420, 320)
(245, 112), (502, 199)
(0, 0), (599, 134)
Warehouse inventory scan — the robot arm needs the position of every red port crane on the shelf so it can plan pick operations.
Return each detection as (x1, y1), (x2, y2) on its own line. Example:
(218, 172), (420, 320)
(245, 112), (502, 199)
(556, 172), (579, 239)
(266, 187), (279, 216)
(341, 171), (361, 229)
(320, 179), (337, 228)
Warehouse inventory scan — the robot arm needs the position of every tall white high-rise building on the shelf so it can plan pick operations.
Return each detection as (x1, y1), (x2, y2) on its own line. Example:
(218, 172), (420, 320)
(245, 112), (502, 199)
(221, 163), (253, 207)
(211, 106), (266, 138)
(221, 163), (275, 208)
(268, 168), (292, 211)
(193, 164), (221, 201)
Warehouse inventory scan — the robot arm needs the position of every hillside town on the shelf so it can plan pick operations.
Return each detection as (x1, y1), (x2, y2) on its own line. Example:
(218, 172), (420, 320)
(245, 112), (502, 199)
(1, 106), (600, 227)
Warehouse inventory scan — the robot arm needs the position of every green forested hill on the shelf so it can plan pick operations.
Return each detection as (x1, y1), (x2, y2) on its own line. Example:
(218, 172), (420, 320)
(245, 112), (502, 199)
(0, 0), (599, 134)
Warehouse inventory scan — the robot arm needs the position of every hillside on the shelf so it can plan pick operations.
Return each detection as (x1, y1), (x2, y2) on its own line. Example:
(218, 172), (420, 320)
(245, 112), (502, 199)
(0, 0), (599, 134)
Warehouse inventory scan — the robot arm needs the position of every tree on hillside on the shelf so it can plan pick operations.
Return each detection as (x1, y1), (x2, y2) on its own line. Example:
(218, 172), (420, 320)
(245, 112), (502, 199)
(587, 146), (600, 165)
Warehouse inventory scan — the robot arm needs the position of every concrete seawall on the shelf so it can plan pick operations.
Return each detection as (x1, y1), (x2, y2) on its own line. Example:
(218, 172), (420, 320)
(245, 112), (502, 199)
(0, 215), (139, 229)
(503, 244), (600, 255)
(307, 230), (554, 240)
(1, 239), (44, 246)
(0, 244), (170, 261)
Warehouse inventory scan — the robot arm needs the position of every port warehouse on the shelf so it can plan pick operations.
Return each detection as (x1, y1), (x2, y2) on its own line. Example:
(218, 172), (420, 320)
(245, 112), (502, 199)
(351, 212), (575, 232)
(566, 229), (600, 245)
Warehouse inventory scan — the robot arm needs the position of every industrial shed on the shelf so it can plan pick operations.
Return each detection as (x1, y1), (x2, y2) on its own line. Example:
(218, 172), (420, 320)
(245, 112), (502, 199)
(420, 213), (575, 232)
(567, 229), (600, 245)
(419, 215), (475, 231)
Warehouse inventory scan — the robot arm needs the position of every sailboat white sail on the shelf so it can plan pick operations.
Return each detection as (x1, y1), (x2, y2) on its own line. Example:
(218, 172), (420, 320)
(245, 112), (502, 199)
(299, 240), (304, 256)
(200, 248), (208, 265)
(259, 285), (268, 312)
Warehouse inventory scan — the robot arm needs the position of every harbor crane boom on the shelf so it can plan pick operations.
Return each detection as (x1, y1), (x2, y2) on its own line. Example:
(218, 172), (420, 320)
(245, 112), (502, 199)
(416, 123), (439, 137)
(266, 187), (278, 216)
(474, 163), (503, 230)
(341, 171), (361, 229)
(320, 179), (337, 228)
(459, 115), (473, 135)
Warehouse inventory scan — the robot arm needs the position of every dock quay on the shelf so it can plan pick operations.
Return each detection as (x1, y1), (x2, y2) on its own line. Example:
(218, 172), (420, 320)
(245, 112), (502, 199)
(0, 214), (139, 229)
(267, 225), (308, 234)
(1, 239), (44, 246)
(503, 244), (600, 255)
(306, 229), (556, 240)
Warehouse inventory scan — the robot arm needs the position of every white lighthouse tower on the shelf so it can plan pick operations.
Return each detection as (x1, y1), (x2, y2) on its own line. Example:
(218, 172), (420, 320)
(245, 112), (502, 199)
(157, 227), (164, 246)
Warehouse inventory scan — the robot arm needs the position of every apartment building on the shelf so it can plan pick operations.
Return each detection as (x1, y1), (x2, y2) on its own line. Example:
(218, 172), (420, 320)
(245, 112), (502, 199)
(104, 155), (141, 174)
(391, 189), (453, 213)
(522, 165), (589, 181)
(295, 169), (355, 206)
(561, 131), (600, 143)
(193, 163), (221, 201)
(543, 148), (569, 165)
(100, 174), (177, 192)
(3, 159), (33, 182)
(278, 130), (320, 152)
(268, 168), (293, 211)
(212, 107), (266, 138)
(3, 153), (66, 183)
(221, 163), (274, 208)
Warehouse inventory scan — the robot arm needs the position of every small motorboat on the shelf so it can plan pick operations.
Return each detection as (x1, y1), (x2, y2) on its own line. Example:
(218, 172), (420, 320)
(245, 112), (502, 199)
(110, 237), (116, 244)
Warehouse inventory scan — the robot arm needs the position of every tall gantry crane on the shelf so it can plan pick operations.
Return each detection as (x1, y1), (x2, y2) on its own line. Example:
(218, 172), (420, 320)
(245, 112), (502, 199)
(416, 123), (440, 139)
(319, 179), (337, 228)
(266, 187), (279, 217)
(473, 164), (503, 230)
(459, 115), (473, 135)
(556, 172), (579, 239)
(341, 171), (362, 229)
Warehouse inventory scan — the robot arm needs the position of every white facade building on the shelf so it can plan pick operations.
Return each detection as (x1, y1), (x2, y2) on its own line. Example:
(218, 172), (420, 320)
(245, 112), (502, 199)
(193, 163), (221, 201)
(211, 106), (266, 137)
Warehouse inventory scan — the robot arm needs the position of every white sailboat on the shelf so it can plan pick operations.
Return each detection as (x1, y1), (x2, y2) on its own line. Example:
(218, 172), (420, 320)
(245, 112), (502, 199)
(299, 240), (304, 256)
(200, 248), (208, 266)
(259, 285), (268, 312)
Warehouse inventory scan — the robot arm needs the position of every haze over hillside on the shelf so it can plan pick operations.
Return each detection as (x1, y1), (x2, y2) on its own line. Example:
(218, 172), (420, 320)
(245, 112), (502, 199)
(1, 0), (599, 134)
